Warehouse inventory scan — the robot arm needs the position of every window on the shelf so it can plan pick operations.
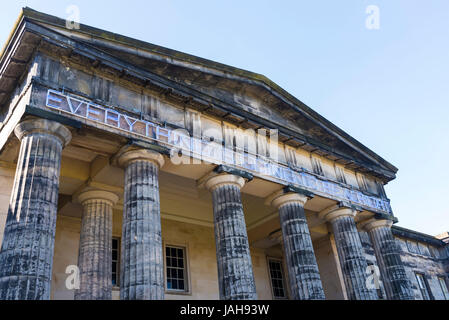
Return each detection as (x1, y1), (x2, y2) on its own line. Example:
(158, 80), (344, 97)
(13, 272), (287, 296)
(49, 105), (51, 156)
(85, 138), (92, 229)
(430, 246), (440, 259)
(267, 258), (287, 299)
(438, 277), (449, 300)
(407, 240), (419, 254)
(417, 243), (431, 256)
(415, 273), (432, 300)
(165, 245), (188, 292)
(112, 237), (120, 287)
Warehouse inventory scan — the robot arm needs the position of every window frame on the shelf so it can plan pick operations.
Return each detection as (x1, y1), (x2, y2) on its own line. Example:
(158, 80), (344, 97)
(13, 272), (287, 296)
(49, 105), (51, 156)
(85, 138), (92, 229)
(438, 276), (449, 300)
(415, 273), (433, 300)
(112, 237), (121, 288)
(407, 240), (419, 254)
(266, 257), (288, 300)
(163, 243), (191, 295)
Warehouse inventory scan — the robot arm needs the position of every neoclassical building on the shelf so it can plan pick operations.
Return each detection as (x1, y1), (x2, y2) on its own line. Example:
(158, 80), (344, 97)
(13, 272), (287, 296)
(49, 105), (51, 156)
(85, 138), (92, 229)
(0, 8), (447, 300)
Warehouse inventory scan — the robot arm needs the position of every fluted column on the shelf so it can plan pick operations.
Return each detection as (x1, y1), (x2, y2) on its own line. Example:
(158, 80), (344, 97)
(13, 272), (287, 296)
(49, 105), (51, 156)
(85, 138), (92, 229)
(205, 174), (257, 300)
(74, 189), (119, 300)
(0, 119), (71, 300)
(268, 191), (325, 300)
(117, 149), (165, 300)
(362, 218), (414, 300)
(320, 205), (377, 300)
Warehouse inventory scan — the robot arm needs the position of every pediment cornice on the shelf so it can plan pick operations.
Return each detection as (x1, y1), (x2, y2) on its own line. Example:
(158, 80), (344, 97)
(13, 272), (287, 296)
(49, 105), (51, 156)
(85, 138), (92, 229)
(0, 7), (398, 182)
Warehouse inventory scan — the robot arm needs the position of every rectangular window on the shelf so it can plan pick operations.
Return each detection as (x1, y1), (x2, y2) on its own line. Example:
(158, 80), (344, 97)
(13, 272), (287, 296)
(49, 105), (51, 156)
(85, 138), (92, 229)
(165, 245), (188, 292)
(407, 241), (419, 254)
(415, 273), (431, 300)
(267, 258), (287, 299)
(430, 246), (440, 259)
(112, 237), (120, 287)
(438, 277), (449, 300)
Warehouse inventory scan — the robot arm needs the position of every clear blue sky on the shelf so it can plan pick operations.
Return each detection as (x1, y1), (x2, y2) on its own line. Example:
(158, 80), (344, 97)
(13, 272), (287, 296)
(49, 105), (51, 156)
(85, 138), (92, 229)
(1, 1), (448, 235)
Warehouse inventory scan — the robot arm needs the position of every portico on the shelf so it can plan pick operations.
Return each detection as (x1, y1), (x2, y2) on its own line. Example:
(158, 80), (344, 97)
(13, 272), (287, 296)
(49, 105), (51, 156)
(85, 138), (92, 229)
(0, 116), (405, 300)
(0, 8), (413, 300)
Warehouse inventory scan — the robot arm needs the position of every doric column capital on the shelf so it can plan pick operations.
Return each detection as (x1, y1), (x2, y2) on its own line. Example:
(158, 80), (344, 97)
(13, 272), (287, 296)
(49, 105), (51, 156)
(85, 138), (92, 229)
(117, 149), (164, 169)
(77, 189), (119, 207)
(205, 174), (245, 191)
(14, 118), (72, 147)
(266, 185), (313, 209)
(267, 190), (308, 209)
(319, 204), (357, 223)
(359, 218), (393, 232)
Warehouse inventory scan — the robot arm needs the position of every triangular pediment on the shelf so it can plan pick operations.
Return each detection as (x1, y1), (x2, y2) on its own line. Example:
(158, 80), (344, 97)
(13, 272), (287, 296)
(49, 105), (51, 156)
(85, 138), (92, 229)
(0, 7), (398, 182)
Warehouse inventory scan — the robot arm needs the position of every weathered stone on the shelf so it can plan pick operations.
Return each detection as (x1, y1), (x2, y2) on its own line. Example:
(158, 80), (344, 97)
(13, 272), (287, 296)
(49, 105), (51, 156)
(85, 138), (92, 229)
(358, 229), (388, 299)
(74, 189), (119, 300)
(320, 205), (377, 300)
(205, 174), (257, 300)
(363, 219), (414, 300)
(0, 119), (71, 300)
(269, 191), (325, 300)
(118, 149), (165, 300)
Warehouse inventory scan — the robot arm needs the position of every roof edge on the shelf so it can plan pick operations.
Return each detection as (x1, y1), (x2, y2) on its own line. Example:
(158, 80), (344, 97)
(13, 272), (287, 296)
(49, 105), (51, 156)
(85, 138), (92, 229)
(392, 225), (447, 247)
(0, 8), (26, 61)
(6, 7), (398, 177)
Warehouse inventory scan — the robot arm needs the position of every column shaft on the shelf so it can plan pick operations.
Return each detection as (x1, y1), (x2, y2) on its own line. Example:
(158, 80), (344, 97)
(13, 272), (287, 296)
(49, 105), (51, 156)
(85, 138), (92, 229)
(368, 223), (414, 300)
(0, 119), (70, 300)
(210, 179), (257, 300)
(75, 190), (118, 300)
(279, 201), (325, 300)
(119, 153), (164, 300)
(330, 214), (377, 300)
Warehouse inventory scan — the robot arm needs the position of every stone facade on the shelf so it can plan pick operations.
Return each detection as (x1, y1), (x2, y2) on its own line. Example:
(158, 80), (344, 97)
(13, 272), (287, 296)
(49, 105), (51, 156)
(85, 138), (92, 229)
(358, 226), (449, 300)
(393, 227), (449, 300)
(0, 8), (446, 301)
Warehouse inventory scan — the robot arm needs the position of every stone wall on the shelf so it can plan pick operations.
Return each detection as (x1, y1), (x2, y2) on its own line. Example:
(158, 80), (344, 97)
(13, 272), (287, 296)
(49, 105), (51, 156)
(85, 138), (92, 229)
(313, 235), (346, 300)
(360, 229), (449, 300)
(395, 236), (449, 300)
(51, 216), (81, 300)
(51, 214), (275, 300)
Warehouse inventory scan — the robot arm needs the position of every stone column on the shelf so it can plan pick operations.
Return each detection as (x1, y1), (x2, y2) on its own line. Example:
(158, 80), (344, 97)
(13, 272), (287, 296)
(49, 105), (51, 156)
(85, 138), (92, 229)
(205, 174), (257, 300)
(320, 205), (377, 300)
(74, 189), (119, 300)
(362, 218), (414, 300)
(269, 191), (325, 300)
(0, 119), (71, 300)
(117, 149), (165, 300)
